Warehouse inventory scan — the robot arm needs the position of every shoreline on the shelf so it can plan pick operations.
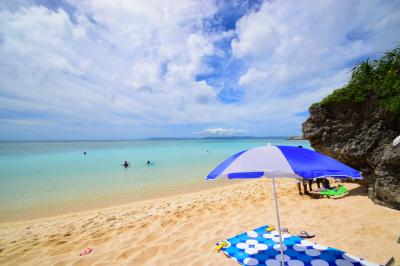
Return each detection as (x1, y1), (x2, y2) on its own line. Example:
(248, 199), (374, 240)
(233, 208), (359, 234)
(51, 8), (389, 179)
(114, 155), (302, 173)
(0, 178), (242, 223)
(1, 179), (399, 265)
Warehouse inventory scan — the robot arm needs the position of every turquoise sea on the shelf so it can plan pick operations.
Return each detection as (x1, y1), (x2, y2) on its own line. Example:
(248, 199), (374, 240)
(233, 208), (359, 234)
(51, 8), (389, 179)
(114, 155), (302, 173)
(0, 138), (310, 220)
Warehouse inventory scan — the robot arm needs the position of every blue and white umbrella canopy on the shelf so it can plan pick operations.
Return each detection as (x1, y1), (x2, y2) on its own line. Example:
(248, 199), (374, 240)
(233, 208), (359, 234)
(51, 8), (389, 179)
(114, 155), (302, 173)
(206, 145), (362, 180)
(206, 145), (362, 265)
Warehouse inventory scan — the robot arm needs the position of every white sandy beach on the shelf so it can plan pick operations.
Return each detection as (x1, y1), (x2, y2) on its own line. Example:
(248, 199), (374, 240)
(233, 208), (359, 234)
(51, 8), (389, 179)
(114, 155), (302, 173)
(0, 179), (399, 265)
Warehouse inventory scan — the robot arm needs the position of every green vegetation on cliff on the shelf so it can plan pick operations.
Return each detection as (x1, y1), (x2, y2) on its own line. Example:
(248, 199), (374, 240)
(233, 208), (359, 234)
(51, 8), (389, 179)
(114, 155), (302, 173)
(314, 45), (400, 123)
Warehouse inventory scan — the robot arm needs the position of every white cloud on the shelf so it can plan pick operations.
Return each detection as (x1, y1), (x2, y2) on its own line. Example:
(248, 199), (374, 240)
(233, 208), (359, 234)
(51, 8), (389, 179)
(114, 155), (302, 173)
(202, 127), (246, 136)
(0, 0), (399, 139)
(0, 1), (221, 128)
(232, 0), (400, 101)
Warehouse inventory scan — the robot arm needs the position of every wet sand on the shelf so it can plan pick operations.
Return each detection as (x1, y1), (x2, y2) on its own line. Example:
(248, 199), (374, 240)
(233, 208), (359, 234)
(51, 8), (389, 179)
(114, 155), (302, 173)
(0, 179), (240, 222)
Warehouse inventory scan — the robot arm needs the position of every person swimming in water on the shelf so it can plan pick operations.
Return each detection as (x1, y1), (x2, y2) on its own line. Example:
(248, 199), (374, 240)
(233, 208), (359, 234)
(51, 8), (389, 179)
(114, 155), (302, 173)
(122, 161), (130, 168)
(146, 160), (154, 166)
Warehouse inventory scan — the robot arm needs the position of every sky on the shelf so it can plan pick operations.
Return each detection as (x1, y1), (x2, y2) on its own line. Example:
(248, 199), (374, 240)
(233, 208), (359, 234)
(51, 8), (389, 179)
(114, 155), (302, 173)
(1, 0), (400, 140)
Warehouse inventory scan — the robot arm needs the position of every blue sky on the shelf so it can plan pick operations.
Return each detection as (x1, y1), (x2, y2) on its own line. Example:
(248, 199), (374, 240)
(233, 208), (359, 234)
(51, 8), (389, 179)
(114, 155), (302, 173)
(1, 0), (400, 140)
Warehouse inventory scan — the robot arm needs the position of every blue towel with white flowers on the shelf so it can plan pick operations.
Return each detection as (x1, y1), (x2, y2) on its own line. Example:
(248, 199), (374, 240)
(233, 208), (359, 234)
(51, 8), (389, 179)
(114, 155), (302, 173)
(217, 225), (380, 266)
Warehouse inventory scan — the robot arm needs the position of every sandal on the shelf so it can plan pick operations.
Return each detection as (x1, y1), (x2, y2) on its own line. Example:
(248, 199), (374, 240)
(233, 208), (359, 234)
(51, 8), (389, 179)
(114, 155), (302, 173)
(281, 228), (289, 234)
(266, 225), (275, 232)
(298, 231), (315, 238)
(79, 247), (94, 256)
(215, 241), (229, 252)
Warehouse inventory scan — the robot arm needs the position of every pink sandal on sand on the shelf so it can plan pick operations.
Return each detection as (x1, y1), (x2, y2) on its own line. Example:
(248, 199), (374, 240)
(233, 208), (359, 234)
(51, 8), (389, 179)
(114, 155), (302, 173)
(80, 247), (94, 256)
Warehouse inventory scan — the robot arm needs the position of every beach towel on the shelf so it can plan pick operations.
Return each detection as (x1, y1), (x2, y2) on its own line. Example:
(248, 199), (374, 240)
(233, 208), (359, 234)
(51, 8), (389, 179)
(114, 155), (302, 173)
(216, 225), (380, 266)
(319, 185), (348, 197)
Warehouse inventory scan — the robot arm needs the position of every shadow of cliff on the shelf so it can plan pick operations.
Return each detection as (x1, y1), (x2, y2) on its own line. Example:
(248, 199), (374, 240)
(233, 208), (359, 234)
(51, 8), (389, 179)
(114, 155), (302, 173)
(332, 185), (368, 200)
(308, 185), (368, 200)
(346, 185), (368, 196)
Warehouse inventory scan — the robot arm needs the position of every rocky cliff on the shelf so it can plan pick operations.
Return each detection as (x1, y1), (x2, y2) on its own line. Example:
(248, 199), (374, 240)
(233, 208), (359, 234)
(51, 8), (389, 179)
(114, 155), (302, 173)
(303, 99), (400, 209)
(302, 46), (400, 209)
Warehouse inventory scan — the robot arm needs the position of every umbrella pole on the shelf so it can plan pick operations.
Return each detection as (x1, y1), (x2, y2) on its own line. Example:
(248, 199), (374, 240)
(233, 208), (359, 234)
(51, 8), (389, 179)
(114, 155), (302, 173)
(271, 174), (285, 265)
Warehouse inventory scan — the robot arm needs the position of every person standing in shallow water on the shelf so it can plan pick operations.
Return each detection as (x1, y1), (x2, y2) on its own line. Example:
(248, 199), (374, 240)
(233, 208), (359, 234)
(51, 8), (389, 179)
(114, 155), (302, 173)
(122, 161), (129, 168)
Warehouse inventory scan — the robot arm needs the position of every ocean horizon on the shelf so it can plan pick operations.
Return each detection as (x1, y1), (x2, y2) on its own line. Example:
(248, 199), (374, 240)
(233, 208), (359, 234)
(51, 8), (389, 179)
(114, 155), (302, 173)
(0, 135), (294, 142)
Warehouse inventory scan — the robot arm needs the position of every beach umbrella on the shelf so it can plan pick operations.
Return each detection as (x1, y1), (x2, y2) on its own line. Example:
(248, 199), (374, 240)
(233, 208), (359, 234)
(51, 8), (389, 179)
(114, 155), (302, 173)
(206, 144), (362, 265)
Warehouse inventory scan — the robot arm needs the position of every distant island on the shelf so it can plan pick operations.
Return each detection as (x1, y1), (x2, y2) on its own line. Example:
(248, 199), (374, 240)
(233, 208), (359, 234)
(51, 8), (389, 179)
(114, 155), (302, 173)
(286, 136), (304, 140)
